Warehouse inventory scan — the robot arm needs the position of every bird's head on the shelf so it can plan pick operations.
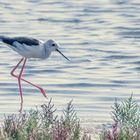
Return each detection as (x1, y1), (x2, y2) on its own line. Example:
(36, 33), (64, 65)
(45, 39), (70, 61)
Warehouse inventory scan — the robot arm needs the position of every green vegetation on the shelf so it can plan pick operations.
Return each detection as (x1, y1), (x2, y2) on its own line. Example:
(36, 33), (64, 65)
(0, 99), (90, 140)
(0, 95), (139, 140)
(100, 95), (140, 140)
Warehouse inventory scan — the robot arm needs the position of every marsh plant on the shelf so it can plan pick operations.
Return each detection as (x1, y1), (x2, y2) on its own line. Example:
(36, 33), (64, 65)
(100, 95), (140, 140)
(0, 99), (90, 140)
(0, 95), (139, 140)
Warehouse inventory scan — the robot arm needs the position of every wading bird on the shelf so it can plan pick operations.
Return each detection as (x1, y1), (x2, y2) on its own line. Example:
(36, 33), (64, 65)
(0, 36), (69, 112)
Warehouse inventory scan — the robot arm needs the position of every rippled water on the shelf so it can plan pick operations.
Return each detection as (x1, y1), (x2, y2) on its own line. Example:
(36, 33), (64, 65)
(0, 0), (140, 130)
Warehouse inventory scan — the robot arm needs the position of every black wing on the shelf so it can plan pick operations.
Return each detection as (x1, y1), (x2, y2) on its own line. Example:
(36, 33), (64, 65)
(0, 36), (40, 46)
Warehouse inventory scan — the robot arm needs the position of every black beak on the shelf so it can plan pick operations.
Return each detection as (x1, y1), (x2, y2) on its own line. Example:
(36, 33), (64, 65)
(56, 49), (70, 61)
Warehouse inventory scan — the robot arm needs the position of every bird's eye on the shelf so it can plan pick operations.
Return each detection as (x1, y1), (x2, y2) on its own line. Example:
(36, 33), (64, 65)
(52, 43), (55, 46)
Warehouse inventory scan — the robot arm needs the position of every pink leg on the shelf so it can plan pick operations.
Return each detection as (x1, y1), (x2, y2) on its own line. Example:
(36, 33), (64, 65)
(11, 58), (24, 74)
(10, 58), (47, 98)
(18, 58), (27, 112)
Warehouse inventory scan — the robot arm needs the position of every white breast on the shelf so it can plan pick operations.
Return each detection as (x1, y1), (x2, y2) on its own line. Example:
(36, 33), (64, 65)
(11, 41), (46, 59)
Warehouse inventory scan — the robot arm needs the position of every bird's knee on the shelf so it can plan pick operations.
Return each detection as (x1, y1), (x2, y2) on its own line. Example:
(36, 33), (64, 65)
(10, 71), (17, 78)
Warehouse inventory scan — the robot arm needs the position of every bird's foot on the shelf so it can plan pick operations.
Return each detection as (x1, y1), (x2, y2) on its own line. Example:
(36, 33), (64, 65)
(19, 100), (23, 113)
(40, 88), (47, 99)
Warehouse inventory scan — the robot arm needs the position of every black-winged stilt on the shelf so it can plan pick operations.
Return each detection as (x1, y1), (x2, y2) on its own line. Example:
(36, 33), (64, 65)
(0, 36), (69, 112)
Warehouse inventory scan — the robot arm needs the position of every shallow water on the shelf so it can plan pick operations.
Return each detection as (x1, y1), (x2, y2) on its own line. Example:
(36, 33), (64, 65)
(0, 0), (140, 130)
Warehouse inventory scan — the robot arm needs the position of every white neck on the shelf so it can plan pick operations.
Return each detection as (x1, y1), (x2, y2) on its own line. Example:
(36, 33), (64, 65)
(43, 45), (52, 59)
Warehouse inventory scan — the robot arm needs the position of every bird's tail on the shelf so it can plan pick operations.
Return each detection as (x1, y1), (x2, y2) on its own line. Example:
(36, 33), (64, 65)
(0, 36), (4, 41)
